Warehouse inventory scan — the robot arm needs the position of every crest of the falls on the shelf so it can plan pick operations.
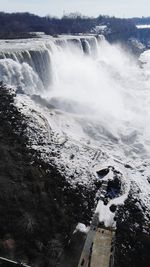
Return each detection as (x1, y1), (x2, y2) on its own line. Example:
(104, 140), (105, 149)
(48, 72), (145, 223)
(0, 35), (99, 94)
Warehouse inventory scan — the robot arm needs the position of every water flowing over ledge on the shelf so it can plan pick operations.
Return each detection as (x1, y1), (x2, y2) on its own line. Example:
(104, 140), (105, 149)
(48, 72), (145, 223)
(0, 35), (101, 92)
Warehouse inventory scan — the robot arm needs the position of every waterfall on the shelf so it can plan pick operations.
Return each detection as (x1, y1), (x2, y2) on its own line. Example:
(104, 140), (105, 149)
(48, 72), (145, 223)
(0, 35), (100, 94)
(0, 58), (43, 94)
(0, 46), (52, 91)
(81, 39), (91, 55)
(1, 34), (150, 162)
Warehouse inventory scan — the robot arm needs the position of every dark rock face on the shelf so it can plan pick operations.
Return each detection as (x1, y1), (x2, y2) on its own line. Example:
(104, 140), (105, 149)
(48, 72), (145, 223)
(115, 189), (150, 267)
(0, 83), (150, 267)
(0, 84), (95, 266)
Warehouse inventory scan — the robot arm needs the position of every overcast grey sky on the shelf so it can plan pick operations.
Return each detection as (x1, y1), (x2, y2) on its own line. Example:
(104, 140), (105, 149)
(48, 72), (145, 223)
(0, 0), (149, 18)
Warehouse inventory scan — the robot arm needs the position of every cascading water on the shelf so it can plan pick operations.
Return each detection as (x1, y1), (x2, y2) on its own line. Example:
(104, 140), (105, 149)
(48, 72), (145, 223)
(0, 35), (150, 166)
(0, 41), (52, 92)
(45, 36), (150, 164)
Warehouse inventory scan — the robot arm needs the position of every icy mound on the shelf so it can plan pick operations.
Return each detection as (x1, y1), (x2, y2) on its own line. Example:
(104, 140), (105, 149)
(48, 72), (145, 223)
(15, 93), (150, 222)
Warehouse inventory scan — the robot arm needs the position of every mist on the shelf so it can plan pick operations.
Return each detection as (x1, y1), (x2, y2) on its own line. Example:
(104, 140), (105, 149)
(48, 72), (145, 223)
(40, 38), (150, 159)
(0, 36), (150, 160)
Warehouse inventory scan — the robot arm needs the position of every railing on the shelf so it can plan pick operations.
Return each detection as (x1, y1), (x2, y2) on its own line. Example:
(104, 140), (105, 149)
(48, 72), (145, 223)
(0, 257), (30, 267)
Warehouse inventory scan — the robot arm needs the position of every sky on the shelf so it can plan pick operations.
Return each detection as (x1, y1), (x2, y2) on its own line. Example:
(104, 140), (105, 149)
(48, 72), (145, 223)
(0, 0), (150, 18)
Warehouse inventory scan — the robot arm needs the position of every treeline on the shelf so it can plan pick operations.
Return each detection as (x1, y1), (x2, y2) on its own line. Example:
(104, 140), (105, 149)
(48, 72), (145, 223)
(0, 11), (137, 41)
(131, 17), (150, 46)
(132, 17), (150, 25)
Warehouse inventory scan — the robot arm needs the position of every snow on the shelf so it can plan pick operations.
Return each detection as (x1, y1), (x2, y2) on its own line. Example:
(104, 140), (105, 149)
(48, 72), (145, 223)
(95, 25), (107, 32)
(74, 223), (89, 234)
(96, 200), (115, 228)
(92, 25), (108, 34)
(15, 89), (150, 228)
(139, 49), (150, 63)
(0, 35), (150, 228)
(136, 24), (150, 29)
(95, 165), (130, 227)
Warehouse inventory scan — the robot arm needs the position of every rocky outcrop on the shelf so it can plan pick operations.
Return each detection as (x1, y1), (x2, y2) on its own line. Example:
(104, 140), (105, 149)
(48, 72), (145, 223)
(0, 83), (150, 267)
(115, 185), (150, 267)
(0, 83), (95, 266)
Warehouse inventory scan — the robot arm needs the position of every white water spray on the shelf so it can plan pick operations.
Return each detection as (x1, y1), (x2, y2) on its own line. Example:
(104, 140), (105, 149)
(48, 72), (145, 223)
(0, 36), (150, 161)
(42, 37), (150, 161)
